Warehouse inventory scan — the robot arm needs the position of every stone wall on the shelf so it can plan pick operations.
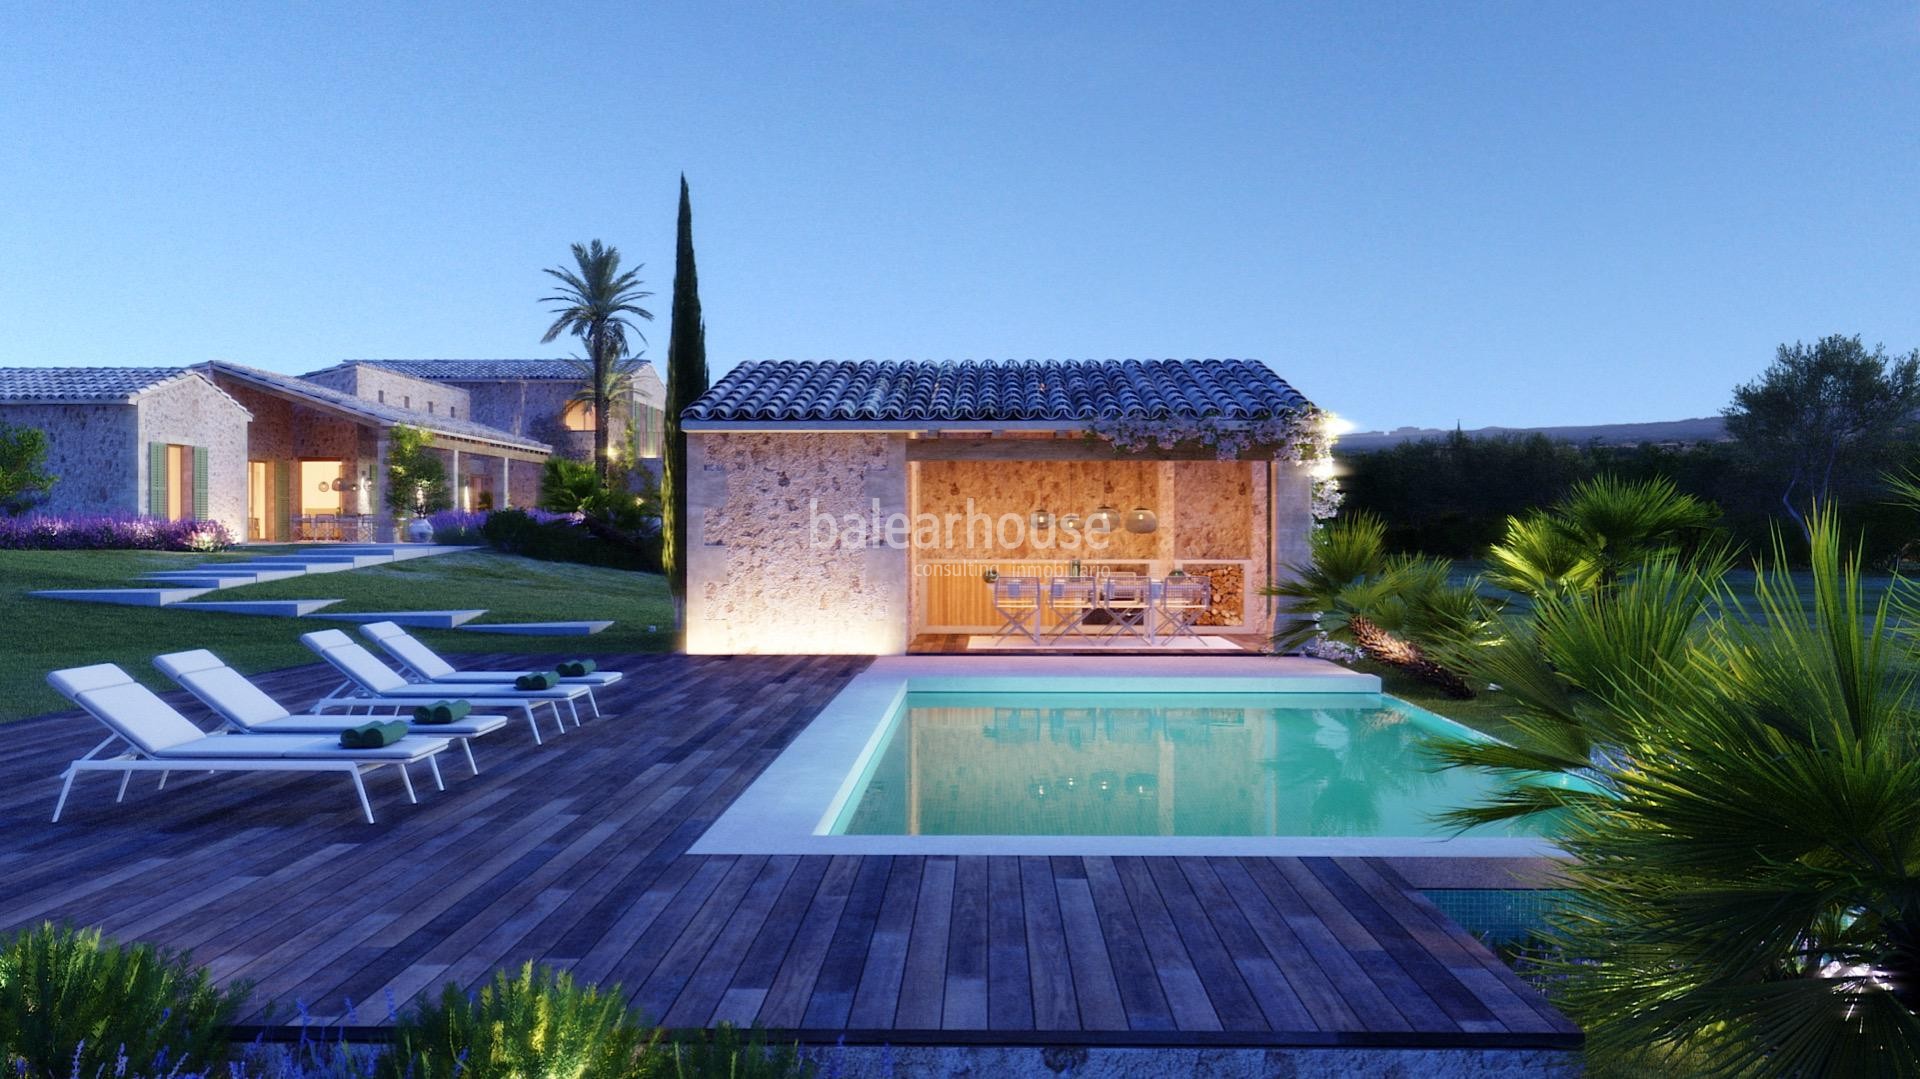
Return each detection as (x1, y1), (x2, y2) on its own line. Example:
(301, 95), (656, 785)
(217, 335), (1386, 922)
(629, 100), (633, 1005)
(0, 402), (139, 517)
(303, 364), (471, 420)
(685, 431), (909, 654)
(133, 375), (251, 534)
(456, 379), (661, 462)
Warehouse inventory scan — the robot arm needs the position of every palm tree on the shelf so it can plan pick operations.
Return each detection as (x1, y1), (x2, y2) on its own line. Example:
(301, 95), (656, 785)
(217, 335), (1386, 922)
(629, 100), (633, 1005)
(1484, 474), (1720, 600)
(540, 240), (654, 482)
(1435, 512), (1920, 1074)
(1266, 513), (1488, 697)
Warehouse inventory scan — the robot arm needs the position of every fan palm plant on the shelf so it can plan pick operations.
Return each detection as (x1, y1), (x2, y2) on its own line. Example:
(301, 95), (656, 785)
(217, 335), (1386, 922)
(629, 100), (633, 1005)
(1484, 474), (1719, 600)
(1437, 511), (1920, 1075)
(540, 241), (654, 482)
(1267, 513), (1489, 697)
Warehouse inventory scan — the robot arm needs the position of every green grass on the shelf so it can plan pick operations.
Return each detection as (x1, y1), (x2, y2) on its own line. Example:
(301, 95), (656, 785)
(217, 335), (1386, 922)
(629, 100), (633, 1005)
(1351, 658), (1526, 743)
(0, 548), (674, 722)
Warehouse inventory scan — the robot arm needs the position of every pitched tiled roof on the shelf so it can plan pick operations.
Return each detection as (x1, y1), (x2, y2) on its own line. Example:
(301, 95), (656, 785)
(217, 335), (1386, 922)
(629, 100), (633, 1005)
(339, 359), (655, 382)
(681, 359), (1313, 425)
(201, 361), (551, 453)
(0, 366), (200, 403)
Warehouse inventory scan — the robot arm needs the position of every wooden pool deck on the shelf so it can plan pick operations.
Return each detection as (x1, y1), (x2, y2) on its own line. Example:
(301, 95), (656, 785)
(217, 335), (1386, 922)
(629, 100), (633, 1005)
(0, 653), (1579, 1048)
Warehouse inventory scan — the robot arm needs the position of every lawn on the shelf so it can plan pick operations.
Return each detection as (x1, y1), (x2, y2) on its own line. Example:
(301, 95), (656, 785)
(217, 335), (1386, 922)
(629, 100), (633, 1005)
(0, 548), (674, 722)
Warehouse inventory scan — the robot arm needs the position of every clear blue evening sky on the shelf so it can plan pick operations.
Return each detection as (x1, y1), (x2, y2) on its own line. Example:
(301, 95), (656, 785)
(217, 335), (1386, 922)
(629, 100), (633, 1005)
(1, 2), (1915, 429)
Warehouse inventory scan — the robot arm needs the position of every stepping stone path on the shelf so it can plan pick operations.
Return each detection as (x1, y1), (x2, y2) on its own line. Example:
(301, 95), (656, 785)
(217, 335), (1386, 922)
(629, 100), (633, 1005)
(28, 543), (614, 635)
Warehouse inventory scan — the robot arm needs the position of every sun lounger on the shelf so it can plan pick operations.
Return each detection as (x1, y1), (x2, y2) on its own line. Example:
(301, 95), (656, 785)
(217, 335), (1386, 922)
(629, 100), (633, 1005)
(46, 663), (450, 824)
(358, 621), (621, 717)
(299, 630), (594, 742)
(153, 649), (512, 774)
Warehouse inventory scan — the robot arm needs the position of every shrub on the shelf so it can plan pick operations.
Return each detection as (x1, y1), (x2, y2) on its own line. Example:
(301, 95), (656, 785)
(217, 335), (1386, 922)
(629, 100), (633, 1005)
(425, 509), (488, 545)
(479, 508), (661, 572)
(0, 922), (245, 1078)
(660, 1024), (813, 1079)
(387, 963), (650, 1079)
(385, 425), (450, 517)
(0, 421), (57, 516)
(0, 514), (234, 551)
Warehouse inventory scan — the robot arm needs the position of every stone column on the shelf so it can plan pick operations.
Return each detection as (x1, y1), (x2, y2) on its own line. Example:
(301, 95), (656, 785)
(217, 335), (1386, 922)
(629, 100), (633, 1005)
(447, 447), (463, 512)
(499, 456), (512, 509)
(372, 431), (392, 540)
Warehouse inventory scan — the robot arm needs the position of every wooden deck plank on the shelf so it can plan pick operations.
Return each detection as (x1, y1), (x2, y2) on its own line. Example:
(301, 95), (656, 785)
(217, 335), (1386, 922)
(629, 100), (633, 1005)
(986, 856), (1035, 1031)
(1049, 856), (1126, 1032)
(1019, 856), (1079, 1031)
(893, 854), (954, 1030)
(1111, 856), (1221, 1031)
(1081, 855), (1177, 1032)
(941, 855), (990, 1029)
(846, 856), (923, 1029)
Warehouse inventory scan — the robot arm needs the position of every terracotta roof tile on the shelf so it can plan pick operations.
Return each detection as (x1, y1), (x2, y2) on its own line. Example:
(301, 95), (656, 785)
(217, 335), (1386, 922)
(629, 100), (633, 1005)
(682, 359), (1313, 425)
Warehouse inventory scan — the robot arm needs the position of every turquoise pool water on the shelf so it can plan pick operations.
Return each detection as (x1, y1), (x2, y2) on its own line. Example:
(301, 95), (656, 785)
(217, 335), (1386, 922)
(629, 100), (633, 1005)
(830, 691), (1548, 839)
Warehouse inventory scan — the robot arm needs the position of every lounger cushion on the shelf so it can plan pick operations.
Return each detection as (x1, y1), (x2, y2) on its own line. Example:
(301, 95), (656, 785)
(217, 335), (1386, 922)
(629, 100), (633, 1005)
(64, 679), (212, 754)
(151, 732), (448, 761)
(423, 670), (622, 686)
(176, 667), (292, 727)
(243, 715), (510, 737)
(362, 623), (622, 686)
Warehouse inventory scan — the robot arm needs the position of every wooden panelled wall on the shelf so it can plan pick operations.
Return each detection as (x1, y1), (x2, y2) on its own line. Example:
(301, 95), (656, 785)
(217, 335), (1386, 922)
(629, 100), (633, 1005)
(911, 458), (1266, 631)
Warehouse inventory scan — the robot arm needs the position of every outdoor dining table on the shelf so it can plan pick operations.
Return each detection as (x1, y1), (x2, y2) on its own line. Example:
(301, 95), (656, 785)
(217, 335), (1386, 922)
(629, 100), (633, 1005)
(988, 574), (1212, 646)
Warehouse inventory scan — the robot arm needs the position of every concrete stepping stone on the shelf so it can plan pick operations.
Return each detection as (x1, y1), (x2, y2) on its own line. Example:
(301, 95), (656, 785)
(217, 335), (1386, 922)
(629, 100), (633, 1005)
(30, 588), (213, 607)
(171, 599), (342, 617)
(137, 573), (263, 589)
(458, 621), (615, 636)
(225, 559), (355, 573)
(172, 567), (306, 583)
(312, 609), (486, 628)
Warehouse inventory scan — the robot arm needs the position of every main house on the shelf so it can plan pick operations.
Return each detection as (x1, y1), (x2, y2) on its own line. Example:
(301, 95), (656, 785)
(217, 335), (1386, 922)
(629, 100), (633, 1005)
(679, 358), (1325, 655)
(0, 358), (665, 541)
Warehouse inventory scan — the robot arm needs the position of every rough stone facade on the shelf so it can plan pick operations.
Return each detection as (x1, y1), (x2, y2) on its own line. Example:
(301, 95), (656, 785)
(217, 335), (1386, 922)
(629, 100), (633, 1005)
(134, 375), (251, 534)
(686, 431), (910, 654)
(0, 402), (138, 518)
(302, 364), (471, 421)
(0, 375), (250, 533)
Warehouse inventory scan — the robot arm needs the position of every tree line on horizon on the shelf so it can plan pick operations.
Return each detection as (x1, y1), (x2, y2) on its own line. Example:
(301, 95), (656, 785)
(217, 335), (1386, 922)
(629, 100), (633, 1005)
(1340, 333), (1920, 566)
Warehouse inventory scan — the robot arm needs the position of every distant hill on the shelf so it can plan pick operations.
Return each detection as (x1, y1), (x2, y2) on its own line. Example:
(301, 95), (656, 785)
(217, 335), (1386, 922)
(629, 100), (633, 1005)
(1339, 416), (1729, 452)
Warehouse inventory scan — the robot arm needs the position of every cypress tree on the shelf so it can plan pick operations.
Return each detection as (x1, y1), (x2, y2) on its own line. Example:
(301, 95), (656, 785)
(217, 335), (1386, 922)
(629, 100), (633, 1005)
(662, 175), (708, 619)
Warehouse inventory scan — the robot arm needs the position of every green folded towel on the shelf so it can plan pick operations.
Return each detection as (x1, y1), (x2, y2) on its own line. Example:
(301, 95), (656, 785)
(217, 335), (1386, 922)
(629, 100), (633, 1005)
(340, 720), (409, 749)
(515, 670), (559, 691)
(557, 659), (596, 677)
(412, 699), (471, 724)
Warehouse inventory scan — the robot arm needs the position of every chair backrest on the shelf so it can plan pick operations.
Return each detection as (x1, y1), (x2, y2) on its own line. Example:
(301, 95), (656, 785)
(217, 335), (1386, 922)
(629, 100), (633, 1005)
(300, 630), (408, 693)
(992, 576), (1041, 607)
(1050, 577), (1098, 606)
(47, 664), (206, 755)
(1162, 579), (1211, 608)
(360, 622), (455, 679)
(154, 650), (292, 730)
(1103, 575), (1149, 604)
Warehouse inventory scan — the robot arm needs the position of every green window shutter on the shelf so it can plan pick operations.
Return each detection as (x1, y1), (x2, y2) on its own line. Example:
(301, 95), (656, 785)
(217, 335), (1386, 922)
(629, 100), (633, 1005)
(274, 460), (292, 542)
(192, 446), (210, 520)
(147, 443), (167, 517)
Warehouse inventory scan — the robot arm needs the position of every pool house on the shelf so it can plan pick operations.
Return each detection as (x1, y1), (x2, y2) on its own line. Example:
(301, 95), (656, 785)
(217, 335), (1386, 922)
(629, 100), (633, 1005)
(680, 359), (1328, 654)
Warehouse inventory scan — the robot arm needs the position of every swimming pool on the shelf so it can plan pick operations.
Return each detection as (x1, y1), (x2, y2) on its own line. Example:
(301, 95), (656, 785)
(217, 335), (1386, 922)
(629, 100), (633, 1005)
(692, 654), (1561, 858)
(830, 690), (1545, 840)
